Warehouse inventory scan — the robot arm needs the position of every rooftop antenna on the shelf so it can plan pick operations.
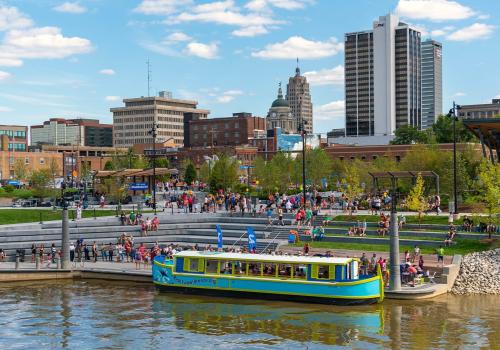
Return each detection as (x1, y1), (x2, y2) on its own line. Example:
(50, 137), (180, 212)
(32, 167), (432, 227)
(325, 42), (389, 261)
(147, 59), (152, 97)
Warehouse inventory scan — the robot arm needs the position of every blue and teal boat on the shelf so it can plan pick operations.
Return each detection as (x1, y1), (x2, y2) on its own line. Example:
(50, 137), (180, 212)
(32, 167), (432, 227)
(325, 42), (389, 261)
(153, 251), (384, 305)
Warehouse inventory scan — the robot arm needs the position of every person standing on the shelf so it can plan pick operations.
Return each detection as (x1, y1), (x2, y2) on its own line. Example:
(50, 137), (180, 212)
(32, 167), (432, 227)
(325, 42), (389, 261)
(92, 242), (98, 262)
(99, 194), (105, 208)
(277, 207), (284, 226)
(76, 204), (82, 220)
(108, 243), (114, 262)
(437, 246), (445, 267)
(31, 244), (36, 263)
(69, 242), (75, 262)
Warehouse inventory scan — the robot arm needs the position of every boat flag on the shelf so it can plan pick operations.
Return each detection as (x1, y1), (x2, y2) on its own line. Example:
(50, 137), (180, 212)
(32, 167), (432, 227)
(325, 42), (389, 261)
(247, 227), (256, 251)
(216, 224), (223, 249)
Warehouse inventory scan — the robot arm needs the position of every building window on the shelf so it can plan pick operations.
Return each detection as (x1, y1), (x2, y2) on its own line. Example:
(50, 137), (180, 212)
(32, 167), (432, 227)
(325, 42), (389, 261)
(39, 158), (45, 165)
(25, 157), (29, 164)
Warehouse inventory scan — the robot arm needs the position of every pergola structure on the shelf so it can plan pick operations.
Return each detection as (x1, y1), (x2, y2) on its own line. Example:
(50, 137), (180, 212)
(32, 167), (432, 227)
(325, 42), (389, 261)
(368, 171), (440, 199)
(94, 168), (178, 193)
(462, 118), (499, 164)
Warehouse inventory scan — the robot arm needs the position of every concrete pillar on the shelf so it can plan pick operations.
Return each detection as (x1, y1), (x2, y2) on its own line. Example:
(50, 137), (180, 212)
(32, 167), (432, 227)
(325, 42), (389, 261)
(389, 211), (401, 291)
(15, 255), (20, 270)
(56, 256), (61, 270)
(61, 208), (70, 269)
(36, 256), (40, 270)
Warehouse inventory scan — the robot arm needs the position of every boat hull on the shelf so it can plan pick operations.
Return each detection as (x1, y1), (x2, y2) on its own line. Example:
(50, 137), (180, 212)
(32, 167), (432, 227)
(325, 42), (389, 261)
(154, 283), (379, 305)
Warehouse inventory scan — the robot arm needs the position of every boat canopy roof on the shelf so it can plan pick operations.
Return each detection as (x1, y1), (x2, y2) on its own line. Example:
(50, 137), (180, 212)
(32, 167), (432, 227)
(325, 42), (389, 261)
(174, 251), (356, 265)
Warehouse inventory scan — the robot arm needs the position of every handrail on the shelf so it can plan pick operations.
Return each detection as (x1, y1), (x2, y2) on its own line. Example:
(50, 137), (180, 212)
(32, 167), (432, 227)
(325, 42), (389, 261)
(230, 231), (247, 250)
(259, 226), (282, 254)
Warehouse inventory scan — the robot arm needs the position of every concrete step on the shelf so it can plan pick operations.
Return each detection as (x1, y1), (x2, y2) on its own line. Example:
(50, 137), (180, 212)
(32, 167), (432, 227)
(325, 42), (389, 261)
(299, 234), (444, 247)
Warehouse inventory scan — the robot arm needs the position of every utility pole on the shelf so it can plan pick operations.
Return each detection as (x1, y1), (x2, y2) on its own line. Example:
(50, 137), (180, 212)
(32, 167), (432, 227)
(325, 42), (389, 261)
(299, 118), (307, 206)
(389, 176), (401, 291)
(448, 102), (461, 216)
(61, 181), (70, 269)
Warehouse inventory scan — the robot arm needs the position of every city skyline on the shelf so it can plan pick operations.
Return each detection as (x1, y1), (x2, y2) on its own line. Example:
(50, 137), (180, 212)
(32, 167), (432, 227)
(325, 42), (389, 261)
(0, 0), (499, 134)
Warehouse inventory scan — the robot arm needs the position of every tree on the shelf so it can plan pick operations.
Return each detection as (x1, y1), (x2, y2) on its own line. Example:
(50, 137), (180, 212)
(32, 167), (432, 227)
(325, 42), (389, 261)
(96, 178), (127, 204)
(13, 158), (29, 181)
(29, 168), (53, 199)
(304, 148), (333, 188)
(341, 162), (363, 201)
(104, 161), (114, 170)
(477, 161), (500, 237)
(432, 115), (473, 143)
(150, 157), (169, 168)
(406, 173), (428, 226)
(390, 125), (430, 145)
(209, 154), (239, 192)
(184, 162), (197, 185)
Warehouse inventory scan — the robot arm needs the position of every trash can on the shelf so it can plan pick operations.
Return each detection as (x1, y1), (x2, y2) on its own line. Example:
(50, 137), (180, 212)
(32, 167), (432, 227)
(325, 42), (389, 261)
(16, 248), (26, 262)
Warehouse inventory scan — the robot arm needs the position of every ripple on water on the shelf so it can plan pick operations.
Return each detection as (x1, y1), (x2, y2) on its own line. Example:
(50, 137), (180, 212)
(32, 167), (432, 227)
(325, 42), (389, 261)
(0, 281), (498, 349)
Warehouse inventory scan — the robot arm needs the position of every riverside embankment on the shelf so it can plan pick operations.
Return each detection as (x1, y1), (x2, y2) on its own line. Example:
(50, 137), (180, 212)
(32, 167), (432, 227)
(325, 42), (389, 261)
(452, 248), (500, 295)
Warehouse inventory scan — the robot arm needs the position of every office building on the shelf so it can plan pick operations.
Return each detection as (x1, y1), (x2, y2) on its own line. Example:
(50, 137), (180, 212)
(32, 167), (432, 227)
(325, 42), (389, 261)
(187, 113), (266, 148)
(286, 63), (313, 133)
(0, 125), (28, 151)
(458, 99), (500, 119)
(345, 13), (422, 138)
(31, 118), (113, 147)
(111, 91), (209, 148)
(421, 39), (443, 129)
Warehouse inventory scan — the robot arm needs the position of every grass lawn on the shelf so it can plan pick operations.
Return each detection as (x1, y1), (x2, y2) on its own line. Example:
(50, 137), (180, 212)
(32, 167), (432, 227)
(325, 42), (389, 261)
(332, 214), (450, 225)
(0, 209), (121, 225)
(289, 238), (499, 256)
(324, 233), (444, 241)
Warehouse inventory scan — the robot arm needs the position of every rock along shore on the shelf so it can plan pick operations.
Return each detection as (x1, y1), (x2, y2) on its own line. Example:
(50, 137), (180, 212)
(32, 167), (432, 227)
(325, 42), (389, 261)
(451, 249), (500, 295)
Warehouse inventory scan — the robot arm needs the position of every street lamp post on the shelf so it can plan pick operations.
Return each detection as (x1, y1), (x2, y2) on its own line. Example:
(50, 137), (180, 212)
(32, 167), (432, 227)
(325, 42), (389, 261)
(60, 181), (70, 269)
(299, 119), (307, 206)
(148, 122), (158, 214)
(448, 102), (461, 215)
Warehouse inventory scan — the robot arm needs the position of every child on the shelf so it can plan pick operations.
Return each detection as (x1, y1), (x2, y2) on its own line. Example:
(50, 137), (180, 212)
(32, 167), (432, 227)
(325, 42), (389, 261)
(135, 250), (142, 270)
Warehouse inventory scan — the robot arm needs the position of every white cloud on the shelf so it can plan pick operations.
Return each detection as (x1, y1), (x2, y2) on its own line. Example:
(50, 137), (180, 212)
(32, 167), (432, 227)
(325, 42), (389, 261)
(0, 6), (33, 31)
(216, 89), (243, 103)
(167, 31), (192, 42)
(303, 66), (344, 86)
(495, 94), (500, 99)
(99, 69), (116, 75)
(252, 36), (343, 59)
(315, 100), (345, 121)
(453, 92), (466, 97)
(53, 2), (87, 14)
(246, 0), (310, 11)
(105, 96), (121, 102)
(395, 0), (477, 21)
(0, 70), (11, 80)
(430, 26), (455, 36)
(446, 23), (495, 41)
(0, 7), (93, 67)
(232, 25), (268, 37)
(134, 0), (192, 15)
(175, 7), (280, 27)
(192, 0), (236, 13)
(184, 42), (218, 59)
(0, 106), (13, 112)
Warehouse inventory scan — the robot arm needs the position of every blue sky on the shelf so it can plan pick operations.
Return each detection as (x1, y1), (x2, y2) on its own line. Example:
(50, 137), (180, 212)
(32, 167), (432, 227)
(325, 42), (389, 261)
(0, 0), (499, 134)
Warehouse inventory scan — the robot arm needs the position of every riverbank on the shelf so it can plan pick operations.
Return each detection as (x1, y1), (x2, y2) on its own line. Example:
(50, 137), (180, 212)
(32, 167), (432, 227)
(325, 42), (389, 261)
(451, 248), (500, 295)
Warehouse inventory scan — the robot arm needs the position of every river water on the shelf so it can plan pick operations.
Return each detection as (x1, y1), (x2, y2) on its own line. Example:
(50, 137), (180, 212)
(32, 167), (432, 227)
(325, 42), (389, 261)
(0, 280), (498, 349)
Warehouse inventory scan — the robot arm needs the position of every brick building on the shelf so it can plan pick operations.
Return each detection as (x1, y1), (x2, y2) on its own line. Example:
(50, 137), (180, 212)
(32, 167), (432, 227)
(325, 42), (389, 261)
(187, 113), (266, 148)
(0, 125), (28, 151)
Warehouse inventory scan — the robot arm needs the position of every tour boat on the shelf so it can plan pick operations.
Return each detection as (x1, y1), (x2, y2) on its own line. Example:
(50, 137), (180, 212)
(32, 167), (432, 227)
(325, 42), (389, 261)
(153, 251), (384, 305)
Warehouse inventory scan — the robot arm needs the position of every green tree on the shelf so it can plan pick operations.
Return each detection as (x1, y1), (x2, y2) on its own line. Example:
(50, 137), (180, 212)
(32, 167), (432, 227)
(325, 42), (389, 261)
(151, 157), (169, 168)
(341, 162), (364, 201)
(96, 178), (127, 204)
(29, 168), (53, 199)
(184, 162), (197, 185)
(13, 158), (29, 181)
(477, 161), (500, 236)
(431, 115), (473, 143)
(209, 154), (239, 191)
(390, 125), (430, 145)
(199, 162), (211, 184)
(406, 173), (428, 226)
(305, 148), (333, 188)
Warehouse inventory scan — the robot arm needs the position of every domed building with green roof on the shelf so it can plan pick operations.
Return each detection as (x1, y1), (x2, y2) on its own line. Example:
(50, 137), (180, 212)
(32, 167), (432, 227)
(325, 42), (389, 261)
(266, 83), (296, 134)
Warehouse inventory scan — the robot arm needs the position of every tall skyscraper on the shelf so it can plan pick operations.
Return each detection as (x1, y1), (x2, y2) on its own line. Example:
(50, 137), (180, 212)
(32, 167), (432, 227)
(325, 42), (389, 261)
(421, 39), (442, 129)
(111, 91), (209, 148)
(286, 62), (313, 134)
(345, 13), (422, 138)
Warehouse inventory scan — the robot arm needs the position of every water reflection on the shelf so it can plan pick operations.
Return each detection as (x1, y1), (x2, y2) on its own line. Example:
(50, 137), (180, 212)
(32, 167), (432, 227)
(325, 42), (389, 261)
(0, 281), (498, 349)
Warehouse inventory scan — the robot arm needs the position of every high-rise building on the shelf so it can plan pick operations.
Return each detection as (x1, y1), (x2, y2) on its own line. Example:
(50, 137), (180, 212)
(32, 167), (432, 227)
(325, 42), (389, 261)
(286, 62), (313, 133)
(421, 40), (442, 129)
(111, 91), (210, 148)
(345, 13), (422, 138)
(30, 118), (113, 147)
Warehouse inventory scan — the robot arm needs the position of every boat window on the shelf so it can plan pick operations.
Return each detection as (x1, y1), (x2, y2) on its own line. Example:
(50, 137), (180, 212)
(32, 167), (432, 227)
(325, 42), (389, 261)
(206, 259), (219, 274)
(248, 262), (262, 277)
(263, 263), (276, 277)
(220, 260), (233, 274)
(234, 261), (246, 275)
(278, 264), (292, 278)
(312, 265), (330, 280)
(292, 264), (307, 279)
(183, 258), (204, 272)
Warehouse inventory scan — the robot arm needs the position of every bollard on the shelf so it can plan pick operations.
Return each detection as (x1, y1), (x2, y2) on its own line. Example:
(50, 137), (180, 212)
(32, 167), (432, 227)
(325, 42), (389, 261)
(36, 256), (40, 270)
(72, 209), (75, 222)
(39, 212), (43, 224)
(15, 254), (20, 270)
(56, 257), (61, 270)
(171, 204), (174, 215)
(94, 208), (96, 220)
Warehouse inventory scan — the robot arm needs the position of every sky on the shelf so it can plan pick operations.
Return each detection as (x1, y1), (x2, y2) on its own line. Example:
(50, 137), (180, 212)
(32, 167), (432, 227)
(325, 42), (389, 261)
(0, 0), (499, 135)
